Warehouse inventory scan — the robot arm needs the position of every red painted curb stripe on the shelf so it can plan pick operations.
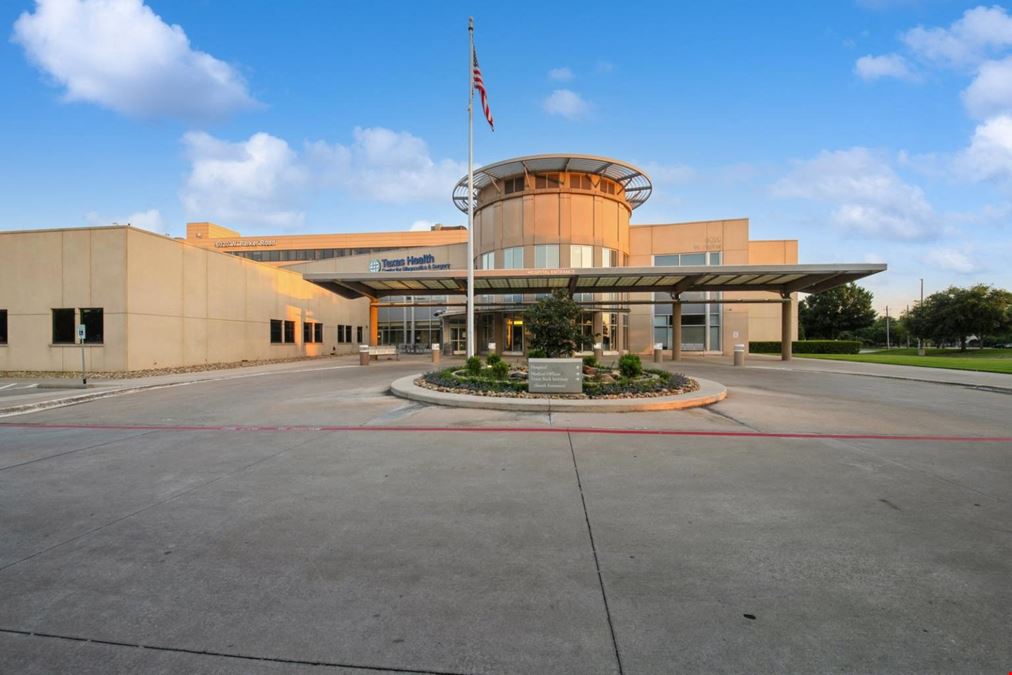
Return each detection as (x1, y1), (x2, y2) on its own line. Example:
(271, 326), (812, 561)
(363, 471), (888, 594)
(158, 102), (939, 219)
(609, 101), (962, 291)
(1, 421), (1010, 443)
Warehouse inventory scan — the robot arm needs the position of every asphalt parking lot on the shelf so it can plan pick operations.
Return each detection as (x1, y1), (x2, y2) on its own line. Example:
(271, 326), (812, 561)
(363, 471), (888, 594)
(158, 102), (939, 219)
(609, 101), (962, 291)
(1, 358), (1010, 674)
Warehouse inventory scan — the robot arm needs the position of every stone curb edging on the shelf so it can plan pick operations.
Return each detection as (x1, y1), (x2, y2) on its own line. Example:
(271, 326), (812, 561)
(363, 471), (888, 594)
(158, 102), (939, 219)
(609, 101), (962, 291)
(390, 374), (727, 413)
(0, 382), (192, 419)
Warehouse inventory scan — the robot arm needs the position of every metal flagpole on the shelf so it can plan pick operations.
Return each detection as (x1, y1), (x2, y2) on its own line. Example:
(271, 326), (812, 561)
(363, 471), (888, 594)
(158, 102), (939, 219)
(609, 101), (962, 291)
(466, 17), (475, 358)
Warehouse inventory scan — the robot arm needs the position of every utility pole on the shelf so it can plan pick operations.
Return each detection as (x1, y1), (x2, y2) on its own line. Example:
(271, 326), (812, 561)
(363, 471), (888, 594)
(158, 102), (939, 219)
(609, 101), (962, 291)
(885, 305), (890, 349)
(917, 278), (925, 356)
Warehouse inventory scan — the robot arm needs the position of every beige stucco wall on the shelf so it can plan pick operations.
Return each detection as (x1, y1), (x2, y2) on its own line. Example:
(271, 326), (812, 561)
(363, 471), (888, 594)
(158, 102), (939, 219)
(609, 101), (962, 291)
(740, 240), (799, 344)
(474, 178), (632, 268)
(0, 226), (368, 372)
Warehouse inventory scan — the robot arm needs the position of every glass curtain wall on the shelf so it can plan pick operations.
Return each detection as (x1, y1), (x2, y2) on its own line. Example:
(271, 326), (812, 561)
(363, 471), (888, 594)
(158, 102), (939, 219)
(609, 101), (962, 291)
(653, 251), (722, 352)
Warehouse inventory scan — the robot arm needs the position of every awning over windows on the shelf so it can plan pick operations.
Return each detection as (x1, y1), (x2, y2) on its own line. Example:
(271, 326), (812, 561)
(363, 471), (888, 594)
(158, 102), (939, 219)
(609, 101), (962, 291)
(304, 264), (887, 300)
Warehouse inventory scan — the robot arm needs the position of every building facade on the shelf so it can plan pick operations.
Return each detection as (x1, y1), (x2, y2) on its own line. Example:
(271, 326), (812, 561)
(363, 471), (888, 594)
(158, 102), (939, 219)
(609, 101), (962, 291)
(1, 153), (825, 373)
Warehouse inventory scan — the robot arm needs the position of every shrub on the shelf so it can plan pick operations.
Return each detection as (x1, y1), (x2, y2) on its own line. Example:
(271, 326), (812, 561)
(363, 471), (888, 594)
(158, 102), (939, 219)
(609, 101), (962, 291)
(618, 353), (643, 378)
(527, 348), (547, 359)
(582, 354), (599, 368)
(465, 355), (482, 376)
(749, 340), (861, 354)
(491, 360), (509, 380)
(524, 290), (583, 357)
(486, 353), (502, 366)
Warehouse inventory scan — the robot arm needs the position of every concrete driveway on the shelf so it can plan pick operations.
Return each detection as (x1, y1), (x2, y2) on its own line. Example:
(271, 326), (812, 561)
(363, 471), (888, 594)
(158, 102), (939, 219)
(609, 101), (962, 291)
(1, 359), (1009, 673)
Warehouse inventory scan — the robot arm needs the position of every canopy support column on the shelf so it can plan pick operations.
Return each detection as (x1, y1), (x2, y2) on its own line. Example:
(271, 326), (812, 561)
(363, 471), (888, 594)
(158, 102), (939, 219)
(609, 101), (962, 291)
(780, 293), (792, 361)
(369, 301), (379, 347)
(672, 298), (682, 362)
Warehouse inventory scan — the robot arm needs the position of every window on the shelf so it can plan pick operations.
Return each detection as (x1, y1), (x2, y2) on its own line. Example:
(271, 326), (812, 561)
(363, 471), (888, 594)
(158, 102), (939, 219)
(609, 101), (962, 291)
(480, 251), (494, 270)
(535, 173), (561, 189)
(52, 308), (75, 344)
(303, 322), (312, 343)
(314, 323), (323, 343)
(570, 245), (593, 268)
(0, 309), (7, 344)
(569, 174), (594, 190)
(80, 308), (103, 344)
(357, 326), (363, 343)
(345, 325), (353, 343)
(534, 244), (560, 269)
(504, 176), (525, 194)
(270, 319), (283, 343)
(598, 180), (616, 195)
(602, 248), (618, 267)
(284, 320), (295, 343)
(502, 246), (524, 269)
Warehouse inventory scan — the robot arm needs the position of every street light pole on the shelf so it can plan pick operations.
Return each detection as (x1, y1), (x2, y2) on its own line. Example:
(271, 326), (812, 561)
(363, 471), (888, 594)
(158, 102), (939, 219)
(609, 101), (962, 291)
(885, 305), (890, 349)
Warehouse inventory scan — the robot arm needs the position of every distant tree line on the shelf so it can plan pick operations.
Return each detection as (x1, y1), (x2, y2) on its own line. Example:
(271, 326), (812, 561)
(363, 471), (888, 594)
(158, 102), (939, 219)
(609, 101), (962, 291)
(799, 282), (1012, 350)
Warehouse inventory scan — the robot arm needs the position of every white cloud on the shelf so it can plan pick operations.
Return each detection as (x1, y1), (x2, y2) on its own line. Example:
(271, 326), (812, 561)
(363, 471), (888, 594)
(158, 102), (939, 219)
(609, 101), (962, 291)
(956, 114), (1012, 181)
(12, 0), (254, 121)
(855, 54), (916, 80)
(181, 131), (308, 229)
(543, 89), (591, 119)
(901, 5), (1012, 68)
(962, 56), (1012, 118)
(548, 66), (573, 81)
(772, 147), (937, 240)
(84, 208), (163, 231)
(409, 220), (434, 231)
(179, 127), (464, 230)
(640, 162), (696, 183)
(922, 247), (976, 273)
(306, 127), (465, 202)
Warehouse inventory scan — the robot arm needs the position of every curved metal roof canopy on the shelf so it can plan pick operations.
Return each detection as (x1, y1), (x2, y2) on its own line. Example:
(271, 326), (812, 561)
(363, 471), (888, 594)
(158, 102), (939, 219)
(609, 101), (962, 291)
(452, 154), (653, 212)
(306, 263), (887, 300)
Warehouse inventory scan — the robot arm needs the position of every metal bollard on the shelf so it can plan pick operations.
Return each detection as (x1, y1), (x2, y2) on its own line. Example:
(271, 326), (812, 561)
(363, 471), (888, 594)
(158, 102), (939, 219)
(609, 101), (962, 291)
(733, 343), (745, 367)
(653, 342), (663, 363)
(487, 342), (496, 356)
(593, 342), (603, 363)
(359, 344), (370, 366)
(431, 343), (441, 365)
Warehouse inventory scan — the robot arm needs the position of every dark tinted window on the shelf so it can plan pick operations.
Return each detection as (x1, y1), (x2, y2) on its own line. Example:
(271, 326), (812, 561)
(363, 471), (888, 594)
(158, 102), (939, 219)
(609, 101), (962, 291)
(80, 308), (103, 343)
(356, 326), (363, 343)
(284, 320), (295, 343)
(0, 309), (7, 344)
(303, 322), (311, 343)
(52, 308), (75, 344)
(270, 319), (282, 343)
(314, 323), (323, 343)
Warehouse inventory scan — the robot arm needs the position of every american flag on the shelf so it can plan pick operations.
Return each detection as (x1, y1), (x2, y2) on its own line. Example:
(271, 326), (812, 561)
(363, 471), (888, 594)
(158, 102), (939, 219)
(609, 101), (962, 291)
(472, 48), (494, 131)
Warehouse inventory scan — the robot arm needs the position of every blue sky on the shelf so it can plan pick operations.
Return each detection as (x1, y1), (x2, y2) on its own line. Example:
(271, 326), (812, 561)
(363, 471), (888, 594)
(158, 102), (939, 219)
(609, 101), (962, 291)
(4, 0), (1012, 312)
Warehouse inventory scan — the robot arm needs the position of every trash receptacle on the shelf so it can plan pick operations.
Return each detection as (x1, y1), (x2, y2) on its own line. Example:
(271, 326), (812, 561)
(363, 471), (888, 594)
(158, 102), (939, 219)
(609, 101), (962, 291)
(653, 342), (663, 363)
(733, 343), (745, 367)
(431, 343), (440, 365)
(359, 344), (370, 366)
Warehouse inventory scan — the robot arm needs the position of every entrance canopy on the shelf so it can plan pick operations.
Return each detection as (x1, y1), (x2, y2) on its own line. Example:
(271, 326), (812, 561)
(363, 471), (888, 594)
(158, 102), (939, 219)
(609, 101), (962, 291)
(304, 263), (886, 300)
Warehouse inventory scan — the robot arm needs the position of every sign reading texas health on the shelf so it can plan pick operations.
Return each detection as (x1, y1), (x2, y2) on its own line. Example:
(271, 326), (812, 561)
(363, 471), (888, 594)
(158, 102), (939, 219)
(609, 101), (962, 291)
(369, 253), (450, 273)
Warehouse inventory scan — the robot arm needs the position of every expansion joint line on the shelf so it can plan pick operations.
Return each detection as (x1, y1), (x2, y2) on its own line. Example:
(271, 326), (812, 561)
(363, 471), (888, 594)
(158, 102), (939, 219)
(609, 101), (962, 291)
(0, 628), (469, 674)
(567, 431), (624, 675)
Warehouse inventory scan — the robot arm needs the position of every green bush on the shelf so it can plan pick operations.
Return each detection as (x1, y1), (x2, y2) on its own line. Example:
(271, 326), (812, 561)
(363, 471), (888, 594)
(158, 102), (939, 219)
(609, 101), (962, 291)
(465, 355), (482, 375)
(486, 353), (502, 366)
(490, 360), (509, 380)
(527, 348), (547, 359)
(618, 353), (643, 377)
(749, 340), (861, 354)
(582, 354), (599, 368)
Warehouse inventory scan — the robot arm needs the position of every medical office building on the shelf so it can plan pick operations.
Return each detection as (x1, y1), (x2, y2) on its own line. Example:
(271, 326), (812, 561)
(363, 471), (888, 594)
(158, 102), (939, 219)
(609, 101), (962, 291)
(0, 154), (883, 372)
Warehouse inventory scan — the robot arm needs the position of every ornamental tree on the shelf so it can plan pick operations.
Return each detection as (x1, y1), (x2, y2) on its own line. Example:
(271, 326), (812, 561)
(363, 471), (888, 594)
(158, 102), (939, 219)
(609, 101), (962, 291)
(799, 283), (877, 340)
(524, 290), (584, 358)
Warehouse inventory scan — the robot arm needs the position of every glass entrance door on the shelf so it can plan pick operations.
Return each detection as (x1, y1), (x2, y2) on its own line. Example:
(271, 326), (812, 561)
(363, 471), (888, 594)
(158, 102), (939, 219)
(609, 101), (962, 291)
(505, 315), (524, 353)
(450, 326), (467, 354)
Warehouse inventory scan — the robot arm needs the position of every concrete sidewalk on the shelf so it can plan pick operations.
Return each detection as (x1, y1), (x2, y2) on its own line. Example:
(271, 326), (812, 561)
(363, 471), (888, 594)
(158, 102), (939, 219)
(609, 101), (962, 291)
(0, 356), (441, 418)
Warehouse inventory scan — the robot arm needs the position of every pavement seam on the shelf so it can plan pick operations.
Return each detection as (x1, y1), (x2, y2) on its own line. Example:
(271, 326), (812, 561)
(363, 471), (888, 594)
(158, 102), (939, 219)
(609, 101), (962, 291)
(0, 628), (471, 674)
(816, 436), (1007, 504)
(566, 431), (624, 675)
(0, 433), (322, 575)
(0, 429), (158, 473)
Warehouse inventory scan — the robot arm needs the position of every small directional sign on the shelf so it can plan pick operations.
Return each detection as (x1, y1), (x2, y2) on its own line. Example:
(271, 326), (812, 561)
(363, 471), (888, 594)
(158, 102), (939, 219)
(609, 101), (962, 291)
(77, 324), (86, 341)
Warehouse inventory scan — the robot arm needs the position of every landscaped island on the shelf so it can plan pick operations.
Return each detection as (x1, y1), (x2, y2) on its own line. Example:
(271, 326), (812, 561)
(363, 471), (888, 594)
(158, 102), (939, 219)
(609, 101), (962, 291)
(417, 353), (699, 399)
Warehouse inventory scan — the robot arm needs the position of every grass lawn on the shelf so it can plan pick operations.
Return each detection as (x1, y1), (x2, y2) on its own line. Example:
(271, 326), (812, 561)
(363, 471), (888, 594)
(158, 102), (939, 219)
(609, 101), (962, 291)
(796, 347), (1012, 374)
